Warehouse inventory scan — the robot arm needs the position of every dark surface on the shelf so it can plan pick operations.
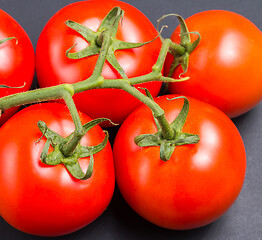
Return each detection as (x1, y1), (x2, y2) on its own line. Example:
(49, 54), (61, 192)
(0, 0), (261, 239)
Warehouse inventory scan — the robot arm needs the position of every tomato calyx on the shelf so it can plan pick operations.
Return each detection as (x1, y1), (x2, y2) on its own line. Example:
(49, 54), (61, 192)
(37, 118), (110, 180)
(158, 14), (200, 77)
(65, 7), (157, 79)
(135, 94), (199, 161)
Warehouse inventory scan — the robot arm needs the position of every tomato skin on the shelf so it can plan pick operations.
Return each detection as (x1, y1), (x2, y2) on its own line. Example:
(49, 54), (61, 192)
(0, 9), (35, 125)
(36, 0), (162, 124)
(0, 103), (115, 236)
(113, 94), (246, 230)
(165, 10), (262, 118)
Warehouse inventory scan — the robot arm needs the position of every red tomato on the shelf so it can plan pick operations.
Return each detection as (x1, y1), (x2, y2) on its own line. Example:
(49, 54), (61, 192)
(0, 103), (115, 236)
(165, 10), (262, 118)
(113, 94), (246, 230)
(0, 9), (35, 125)
(36, 0), (162, 125)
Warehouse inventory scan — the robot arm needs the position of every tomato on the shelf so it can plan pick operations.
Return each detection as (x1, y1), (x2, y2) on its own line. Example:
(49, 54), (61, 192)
(36, 0), (162, 125)
(0, 9), (35, 125)
(113, 94), (246, 230)
(0, 103), (115, 236)
(165, 10), (262, 118)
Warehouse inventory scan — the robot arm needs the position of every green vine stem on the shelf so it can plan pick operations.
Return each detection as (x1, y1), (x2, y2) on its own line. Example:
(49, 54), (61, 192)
(0, 31), (187, 155)
(120, 82), (175, 140)
(0, 37), (184, 113)
(0, 84), (74, 112)
(0, 7), (200, 178)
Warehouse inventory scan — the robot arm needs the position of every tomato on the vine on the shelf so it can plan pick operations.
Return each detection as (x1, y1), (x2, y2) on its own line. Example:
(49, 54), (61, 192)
(0, 103), (115, 236)
(165, 10), (262, 118)
(36, 0), (162, 125)
(0, 9), (35, 125)
(113, 94), (246, 230)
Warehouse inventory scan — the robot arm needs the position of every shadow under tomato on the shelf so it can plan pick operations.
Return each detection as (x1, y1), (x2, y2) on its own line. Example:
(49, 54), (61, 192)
(108, 184), (218, 240)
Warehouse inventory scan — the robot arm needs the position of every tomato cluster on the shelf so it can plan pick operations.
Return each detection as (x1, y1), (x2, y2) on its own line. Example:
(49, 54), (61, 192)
(0, 0), (260, 237)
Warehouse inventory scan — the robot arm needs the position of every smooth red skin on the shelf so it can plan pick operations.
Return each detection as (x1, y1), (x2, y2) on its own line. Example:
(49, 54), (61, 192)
(165, 10), (262, 118)
(0, 103), (115, 236)
(36, 0), (162, 125)
(113, 95), (246, 230)
(0, 9), (35, 125)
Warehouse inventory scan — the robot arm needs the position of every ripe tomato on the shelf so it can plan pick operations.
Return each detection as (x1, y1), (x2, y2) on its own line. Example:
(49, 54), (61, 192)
(36, 0), (162, 125)
(165, 10), (262, 118)
(0, 9), (35, 125)
(0, 103), (115, 236)
(113, 94), (246, 230)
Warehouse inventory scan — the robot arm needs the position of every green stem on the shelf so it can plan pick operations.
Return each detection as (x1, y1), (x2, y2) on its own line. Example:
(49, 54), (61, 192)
(0, 36), (183, 112)
(127, 38), (176, 85)
(169, 42), (186, 56)
(0, 84), (74, 111)
(152, 38), (172, 72)
(73, 30), (111, 93)
(60, 91), (85, 157)
(0, 35), (177, 142)
(121, 85), (175, 140)
(101, 80), (174, 140)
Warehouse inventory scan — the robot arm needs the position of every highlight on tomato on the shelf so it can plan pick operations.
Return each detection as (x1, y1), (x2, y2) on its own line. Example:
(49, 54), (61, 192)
(0, 103), (115, 236)
(165, 10), (262, 118)
(36, 0), (163, 125)
(113, 94), (246, 230)
(0, 9), (35, 125)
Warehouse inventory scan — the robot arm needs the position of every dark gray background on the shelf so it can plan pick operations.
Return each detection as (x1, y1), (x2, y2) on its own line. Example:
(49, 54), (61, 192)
(0, 0), (261, 239)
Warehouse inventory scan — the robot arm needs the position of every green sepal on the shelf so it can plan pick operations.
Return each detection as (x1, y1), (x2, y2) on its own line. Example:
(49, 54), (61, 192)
(65, 20), (96, 42)
(98, 7), (124, 37)
(179, 52), (190, 77)
(186, 31), (201, 54)
(0, 37), (17, 45)
(82, 117), (116, 134)
(135, 134), (161, 147)
(37, 118), (112, 180)
(64, 150), (94, 180)
(41, 144), (64, 166)
(160, 140), (176, 161)
(173, 132), (200, 146)
(106, 49), (127, 79)
(0, 82), (26, 89)
(65, 20), (99, 59)
(169, 96), (189, 132)
(78, 131), (109, 158)
(176, 14), (190, 46)
(65, 7), (158, 79)
(66, 43), (100, 59)
(38, 121), (64, 145)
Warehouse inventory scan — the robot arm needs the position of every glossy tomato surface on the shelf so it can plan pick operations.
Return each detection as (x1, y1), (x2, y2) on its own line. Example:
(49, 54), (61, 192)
(0, 103), (115, 236)
(36, 0), (162, 124)
(0, 9), (35, 125)
(113, 94), (246, 230)
(165, 10), (262, 118)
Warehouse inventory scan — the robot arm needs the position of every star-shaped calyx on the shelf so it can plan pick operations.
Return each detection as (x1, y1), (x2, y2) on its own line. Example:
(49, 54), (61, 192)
(65, 7), (156, 79)
(134, 89), (200, 161)
(37, 118), (110, 180)
(157, 14), (201, 77)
